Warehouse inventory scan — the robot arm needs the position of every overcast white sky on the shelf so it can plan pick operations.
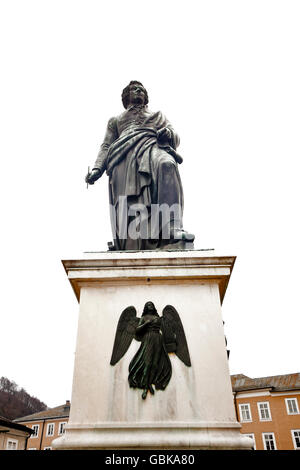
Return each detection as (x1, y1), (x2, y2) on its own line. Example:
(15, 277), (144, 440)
(1, 0), (299, 409)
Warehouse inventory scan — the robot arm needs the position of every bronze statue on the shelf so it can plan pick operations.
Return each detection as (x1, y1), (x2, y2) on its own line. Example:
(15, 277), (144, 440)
(85, 81), (194, 251)
(110, 302), (191, 399)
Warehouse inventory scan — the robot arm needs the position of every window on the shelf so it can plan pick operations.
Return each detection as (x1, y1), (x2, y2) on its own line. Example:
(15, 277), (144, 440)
(258, 402), (272, 421)
(31, 424), (39, 438)
(46, 423), (55, 437)
(58, 422), (67, 435)
(291, 430), (300, 450)
(285, 398), (299, 415)
(262, 433), (277, 450)
(6, 439), (18, 450)
(239, 403), (252, 422)
(244, 433), (256, 450)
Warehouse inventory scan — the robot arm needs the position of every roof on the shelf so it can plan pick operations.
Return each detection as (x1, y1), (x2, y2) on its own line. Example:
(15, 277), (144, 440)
(0, 416), (34, 434)
(231, 373), (300, 393)
(14, 401), (70, 423)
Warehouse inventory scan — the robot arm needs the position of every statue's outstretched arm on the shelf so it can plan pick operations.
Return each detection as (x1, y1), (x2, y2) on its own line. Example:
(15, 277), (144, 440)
(86, 117), (118, 184)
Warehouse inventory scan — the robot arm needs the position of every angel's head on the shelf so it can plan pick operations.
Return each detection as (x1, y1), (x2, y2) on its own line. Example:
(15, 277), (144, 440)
(142, 301), (158, 317)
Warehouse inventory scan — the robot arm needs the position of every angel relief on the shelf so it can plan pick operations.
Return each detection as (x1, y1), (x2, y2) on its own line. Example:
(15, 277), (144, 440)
(110, 301), (191, 399)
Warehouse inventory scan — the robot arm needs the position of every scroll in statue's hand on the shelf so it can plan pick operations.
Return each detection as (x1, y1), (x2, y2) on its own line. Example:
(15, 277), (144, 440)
(85, 168), (102, 185)
(157, 127), (173, 146)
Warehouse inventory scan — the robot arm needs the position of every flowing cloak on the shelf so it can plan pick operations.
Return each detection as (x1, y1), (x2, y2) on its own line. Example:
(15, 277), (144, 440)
(93, 108), (184, 250)
(128, 315), (172, 392)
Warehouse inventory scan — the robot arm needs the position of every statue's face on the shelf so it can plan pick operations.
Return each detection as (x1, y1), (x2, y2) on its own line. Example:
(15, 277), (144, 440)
(145, 302), (155, 313)
(128, 83), (147, 106)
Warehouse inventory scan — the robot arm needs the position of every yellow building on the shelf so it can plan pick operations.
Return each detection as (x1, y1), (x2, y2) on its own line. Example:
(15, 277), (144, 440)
(232, 373), (300, 450)
(0, 416), (33, 450)
(15, 401), (70, 450)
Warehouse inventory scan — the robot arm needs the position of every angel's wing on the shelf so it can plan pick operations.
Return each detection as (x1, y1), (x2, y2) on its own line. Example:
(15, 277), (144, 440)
(162, 305), (191, 367)
(110, 306), (140, 365)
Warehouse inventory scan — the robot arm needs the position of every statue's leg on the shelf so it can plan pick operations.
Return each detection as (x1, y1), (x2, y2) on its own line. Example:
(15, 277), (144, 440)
(157, 157), (182, 210)
(156, 154), (183, 238)
(151, 149), (194, 245)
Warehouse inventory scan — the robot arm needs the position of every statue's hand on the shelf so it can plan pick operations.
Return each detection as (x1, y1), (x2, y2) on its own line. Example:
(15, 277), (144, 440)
(85, 168), (102, 185)
(157, 127), (172, 145)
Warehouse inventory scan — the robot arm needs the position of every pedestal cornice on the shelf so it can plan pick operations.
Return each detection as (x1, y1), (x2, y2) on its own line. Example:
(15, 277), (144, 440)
(62, 250), (236, 305)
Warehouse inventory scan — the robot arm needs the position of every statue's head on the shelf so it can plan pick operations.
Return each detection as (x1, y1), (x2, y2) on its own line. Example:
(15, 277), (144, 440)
(142, 301), (158, 317)
(122, 81), (149, 109)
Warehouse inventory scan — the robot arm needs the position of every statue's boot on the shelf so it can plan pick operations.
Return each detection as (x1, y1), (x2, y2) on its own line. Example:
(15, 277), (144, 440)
(169, 228), (195, 243)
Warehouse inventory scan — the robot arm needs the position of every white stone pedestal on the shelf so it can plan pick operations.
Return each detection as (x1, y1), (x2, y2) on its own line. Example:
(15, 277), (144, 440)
(52, 250), (252, 450)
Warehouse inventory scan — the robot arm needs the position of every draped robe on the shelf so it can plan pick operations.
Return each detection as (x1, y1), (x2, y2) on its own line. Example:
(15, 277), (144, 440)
(93, 104), (184, 250)
(128, 314), (172, 395)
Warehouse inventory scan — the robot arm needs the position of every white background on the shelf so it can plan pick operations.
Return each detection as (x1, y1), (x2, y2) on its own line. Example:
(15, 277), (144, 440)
(1, 0), (299, 408)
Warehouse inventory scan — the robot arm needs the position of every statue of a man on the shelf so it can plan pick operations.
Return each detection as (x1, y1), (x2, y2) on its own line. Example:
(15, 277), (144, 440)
(85, 81), (194, 250)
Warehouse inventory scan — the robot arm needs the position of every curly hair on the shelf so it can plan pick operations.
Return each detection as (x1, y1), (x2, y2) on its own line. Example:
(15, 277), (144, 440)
(121, 81), (149, 109)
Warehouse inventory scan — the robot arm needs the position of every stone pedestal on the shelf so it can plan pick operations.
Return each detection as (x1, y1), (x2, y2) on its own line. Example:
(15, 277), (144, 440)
(52, 250), (252, 450)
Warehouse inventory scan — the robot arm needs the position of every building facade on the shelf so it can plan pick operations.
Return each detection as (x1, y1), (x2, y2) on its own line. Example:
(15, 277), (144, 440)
(232, 373), (300, 450)
(15, 401), (70, 450)
(0, 416), (33, 450)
